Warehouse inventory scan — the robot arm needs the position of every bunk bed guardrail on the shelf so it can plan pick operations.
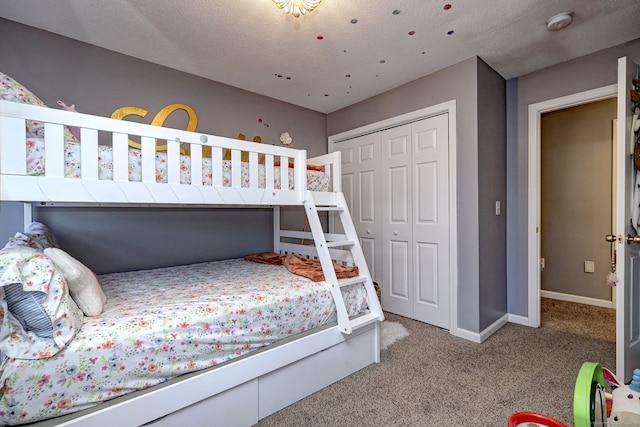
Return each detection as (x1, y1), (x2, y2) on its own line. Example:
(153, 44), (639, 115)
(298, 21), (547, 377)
(0, 100), (340, 206)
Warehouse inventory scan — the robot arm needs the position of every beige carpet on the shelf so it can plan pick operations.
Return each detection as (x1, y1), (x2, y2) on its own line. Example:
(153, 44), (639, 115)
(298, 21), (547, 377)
(256, 299), (615, 426)
(540, 297), (615, 341)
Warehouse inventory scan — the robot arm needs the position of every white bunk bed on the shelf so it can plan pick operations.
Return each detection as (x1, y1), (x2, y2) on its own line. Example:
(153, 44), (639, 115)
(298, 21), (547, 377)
(0, 100), (384, 426)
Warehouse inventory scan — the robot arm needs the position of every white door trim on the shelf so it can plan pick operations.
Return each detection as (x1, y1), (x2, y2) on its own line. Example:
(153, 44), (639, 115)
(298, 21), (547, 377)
(527, 85), (617, 327)
(328, 100), (459, 336)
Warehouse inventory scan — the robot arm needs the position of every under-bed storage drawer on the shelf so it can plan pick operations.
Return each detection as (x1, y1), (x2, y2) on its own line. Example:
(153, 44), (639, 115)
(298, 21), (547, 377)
(144, 379), (258, 427)
(258, 325), (377, 418)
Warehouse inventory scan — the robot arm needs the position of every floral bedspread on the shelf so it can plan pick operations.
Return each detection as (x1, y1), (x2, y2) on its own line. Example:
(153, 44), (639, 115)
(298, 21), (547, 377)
(25, 138), (330, 191)
(0, 259), (369, 425)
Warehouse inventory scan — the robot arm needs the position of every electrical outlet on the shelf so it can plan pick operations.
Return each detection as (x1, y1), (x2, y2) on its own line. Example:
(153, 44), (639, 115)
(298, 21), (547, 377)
(495, 201), (501, 216)
(584, 261), (595, 273)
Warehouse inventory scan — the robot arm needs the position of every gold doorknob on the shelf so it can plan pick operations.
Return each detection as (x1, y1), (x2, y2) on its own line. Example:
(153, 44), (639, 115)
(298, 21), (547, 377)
(627, 234), (640, 244)
(605, 234), (617, 243)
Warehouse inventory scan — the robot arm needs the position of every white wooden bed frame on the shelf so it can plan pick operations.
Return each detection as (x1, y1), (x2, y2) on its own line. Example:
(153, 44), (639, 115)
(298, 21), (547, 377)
(0, 100), (384, 427)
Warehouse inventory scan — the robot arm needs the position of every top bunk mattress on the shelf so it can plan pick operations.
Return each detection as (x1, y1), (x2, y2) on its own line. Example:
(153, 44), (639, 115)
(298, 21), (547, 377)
(0, 258), (369, 425)
(25, 138), (330, 191)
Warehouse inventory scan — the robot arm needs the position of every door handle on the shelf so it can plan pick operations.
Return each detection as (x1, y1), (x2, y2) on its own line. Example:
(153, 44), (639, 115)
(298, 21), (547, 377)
(627, 234), (640, 245)
(393, 231), (399, 236)
(605, 234), (639, 244)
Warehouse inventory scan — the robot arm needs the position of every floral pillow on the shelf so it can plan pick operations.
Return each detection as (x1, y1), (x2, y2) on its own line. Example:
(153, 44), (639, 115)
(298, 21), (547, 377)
(0, 70), (79, 143)
(0, 241), (84, 359)
(2, 231), (45, 252)
(24, 221), (60, 250)
(45, 247), (106, 317)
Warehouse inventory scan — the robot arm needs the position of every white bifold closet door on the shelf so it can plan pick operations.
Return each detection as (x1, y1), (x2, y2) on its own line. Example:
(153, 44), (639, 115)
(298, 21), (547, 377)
(382, 113), (450, 328)
(338, 113), (450, 329)
(339, 132), (382, 283)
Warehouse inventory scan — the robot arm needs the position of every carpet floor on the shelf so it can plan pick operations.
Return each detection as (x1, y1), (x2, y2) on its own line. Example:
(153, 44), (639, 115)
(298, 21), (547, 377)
(256, 298), (615, 426)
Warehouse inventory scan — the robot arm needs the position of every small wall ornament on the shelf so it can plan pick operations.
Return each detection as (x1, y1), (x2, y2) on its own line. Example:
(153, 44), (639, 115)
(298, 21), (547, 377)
(280, 132), (292, 145)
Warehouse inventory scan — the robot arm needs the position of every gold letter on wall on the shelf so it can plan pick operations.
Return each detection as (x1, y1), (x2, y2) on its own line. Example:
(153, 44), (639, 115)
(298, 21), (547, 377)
(111, 104), (198, 152)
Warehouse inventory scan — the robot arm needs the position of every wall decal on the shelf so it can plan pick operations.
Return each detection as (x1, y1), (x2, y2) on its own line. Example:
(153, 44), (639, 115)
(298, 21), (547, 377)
(111, 104), (198, 152)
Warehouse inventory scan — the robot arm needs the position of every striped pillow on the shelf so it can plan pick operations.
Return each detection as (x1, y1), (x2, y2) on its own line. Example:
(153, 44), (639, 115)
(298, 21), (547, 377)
(0, 246), (84, 359)
(3, 283), (53, 339)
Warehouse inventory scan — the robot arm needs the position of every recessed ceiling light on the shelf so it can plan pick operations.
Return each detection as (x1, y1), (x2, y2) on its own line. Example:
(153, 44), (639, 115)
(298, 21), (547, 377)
(546, 12), (573, 31)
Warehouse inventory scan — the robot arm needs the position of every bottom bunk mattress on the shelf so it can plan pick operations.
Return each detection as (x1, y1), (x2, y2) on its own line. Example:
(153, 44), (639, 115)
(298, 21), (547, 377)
(0, 258), (370, 425)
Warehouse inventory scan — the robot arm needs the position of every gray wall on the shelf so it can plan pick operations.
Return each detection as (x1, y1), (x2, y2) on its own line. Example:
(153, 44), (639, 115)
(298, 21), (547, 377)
(329, 57), (507, 333)
(33, 207), (273, 274)
(0, 18), (327, 272)
(510, 38), (640, 316)
(477, 60), (507, 330)
(0, 18), (327, 156)
(505, 78), (520, 319)
(0, 202), (25, 245)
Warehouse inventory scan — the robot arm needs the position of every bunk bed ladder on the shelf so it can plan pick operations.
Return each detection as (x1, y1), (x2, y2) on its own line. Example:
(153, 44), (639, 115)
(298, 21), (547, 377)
(304, 192), (384, 334)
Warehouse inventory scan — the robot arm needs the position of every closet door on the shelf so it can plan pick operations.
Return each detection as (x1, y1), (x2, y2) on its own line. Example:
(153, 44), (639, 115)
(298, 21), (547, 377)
(381, 124), (414, 318)
(380, 114), (450, 329)
(336, 133), (382, 283)
(411, 113), (450, 329)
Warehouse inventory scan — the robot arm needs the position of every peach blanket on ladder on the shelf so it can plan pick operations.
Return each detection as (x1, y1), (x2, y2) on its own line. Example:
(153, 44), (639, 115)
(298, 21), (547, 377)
(243, 252), (359, 282)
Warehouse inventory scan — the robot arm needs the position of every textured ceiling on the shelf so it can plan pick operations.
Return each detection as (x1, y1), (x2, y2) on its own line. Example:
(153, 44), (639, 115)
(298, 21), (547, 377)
(1, 0), (639, 113)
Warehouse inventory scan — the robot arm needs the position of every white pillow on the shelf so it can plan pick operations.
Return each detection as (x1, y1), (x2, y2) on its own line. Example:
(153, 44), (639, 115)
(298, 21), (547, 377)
(44, 248), (106, 316)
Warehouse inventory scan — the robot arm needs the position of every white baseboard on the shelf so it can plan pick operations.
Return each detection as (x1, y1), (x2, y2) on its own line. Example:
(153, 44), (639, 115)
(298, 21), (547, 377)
(454, 328), (481, 343)
(507, 313), (531, 326)
(504, 292), (613, 329)
(540, 290), (614, 309)
(454, 314), (508, 343)
(455, 292), (613, 342)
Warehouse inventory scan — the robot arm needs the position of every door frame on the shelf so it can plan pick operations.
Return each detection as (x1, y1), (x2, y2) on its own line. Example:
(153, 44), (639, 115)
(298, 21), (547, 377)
(328, 99), (459, 336)
(527, 84), (617, 327)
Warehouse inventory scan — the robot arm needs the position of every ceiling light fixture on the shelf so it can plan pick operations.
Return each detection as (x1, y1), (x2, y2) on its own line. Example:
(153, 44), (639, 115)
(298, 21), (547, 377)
(546, 12), (573, 31)
(273, 0), (322, 18)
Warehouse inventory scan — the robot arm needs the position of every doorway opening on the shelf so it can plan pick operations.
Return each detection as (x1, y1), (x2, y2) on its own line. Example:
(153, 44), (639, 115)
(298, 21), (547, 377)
(539, 98), (617, 337)
(527, 84), (617, 328)
(540, 99), (617, 308)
